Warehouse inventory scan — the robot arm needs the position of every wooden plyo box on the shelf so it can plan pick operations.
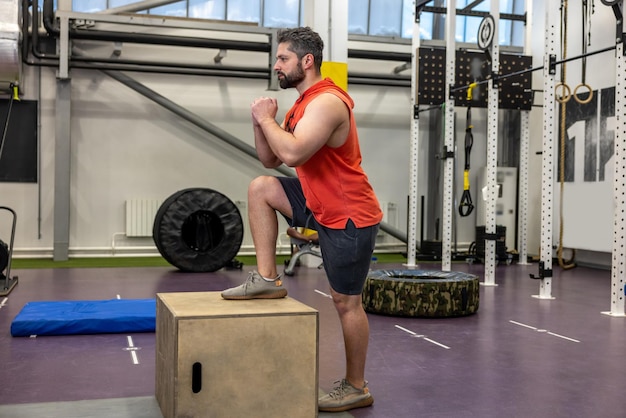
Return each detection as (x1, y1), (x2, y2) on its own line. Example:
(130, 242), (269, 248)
(156, 292), (319, 418)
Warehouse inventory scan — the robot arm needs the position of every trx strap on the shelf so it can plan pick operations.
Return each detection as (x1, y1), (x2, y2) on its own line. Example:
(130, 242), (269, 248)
(459, 83), (476, 217)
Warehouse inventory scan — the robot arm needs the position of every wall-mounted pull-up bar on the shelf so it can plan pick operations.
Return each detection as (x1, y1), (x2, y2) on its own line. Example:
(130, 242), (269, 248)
(449, 44), (617, 97)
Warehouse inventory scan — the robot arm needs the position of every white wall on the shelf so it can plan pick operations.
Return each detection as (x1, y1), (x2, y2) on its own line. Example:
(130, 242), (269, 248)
(4, 43), (415, 257)
(2, 0), (620, 262)
(554, 2), (617, 254)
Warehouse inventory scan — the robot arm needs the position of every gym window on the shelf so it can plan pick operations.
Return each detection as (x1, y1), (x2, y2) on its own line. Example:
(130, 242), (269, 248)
(68, 0), (302, 28)
(352, 0), (524, 47)
(49, 0), (523, 47)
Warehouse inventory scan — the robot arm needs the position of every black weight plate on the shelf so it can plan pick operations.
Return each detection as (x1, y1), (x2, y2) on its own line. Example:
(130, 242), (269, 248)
(477, 14), (495, 50)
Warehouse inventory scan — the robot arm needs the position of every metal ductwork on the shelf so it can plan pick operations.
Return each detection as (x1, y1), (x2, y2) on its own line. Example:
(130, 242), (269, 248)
(23, 0), (410, 88)
(0, 0), (21, 92)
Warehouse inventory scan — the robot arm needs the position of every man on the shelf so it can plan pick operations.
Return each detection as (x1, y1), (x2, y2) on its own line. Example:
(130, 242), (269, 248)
(221, 26), (382, 413)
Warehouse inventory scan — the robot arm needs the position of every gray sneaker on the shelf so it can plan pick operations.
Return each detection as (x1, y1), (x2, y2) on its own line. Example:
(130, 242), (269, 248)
(318, 379), (374, 412)
(221, 271), (288, 300)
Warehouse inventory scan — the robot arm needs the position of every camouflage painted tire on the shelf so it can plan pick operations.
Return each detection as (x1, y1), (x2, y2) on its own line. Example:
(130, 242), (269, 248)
(362, 269), (479, 317)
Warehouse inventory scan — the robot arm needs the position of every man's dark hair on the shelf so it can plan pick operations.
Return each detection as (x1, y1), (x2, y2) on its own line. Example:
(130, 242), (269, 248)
(276, 27), (324, 73)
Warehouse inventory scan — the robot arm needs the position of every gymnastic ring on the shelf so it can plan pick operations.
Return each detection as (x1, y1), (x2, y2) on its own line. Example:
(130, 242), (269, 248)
(573, 83), (594, 104)
(555, 82), (571, 103)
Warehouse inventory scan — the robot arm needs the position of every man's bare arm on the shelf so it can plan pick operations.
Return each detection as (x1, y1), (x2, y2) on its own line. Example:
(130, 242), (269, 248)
(255, 93), (349, 167)
(253, 121), (283, 168)
(251, 97), (283, 168)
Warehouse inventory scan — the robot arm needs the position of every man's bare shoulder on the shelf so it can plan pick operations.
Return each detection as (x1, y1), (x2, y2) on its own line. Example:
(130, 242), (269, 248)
(307, 91), (349, 114)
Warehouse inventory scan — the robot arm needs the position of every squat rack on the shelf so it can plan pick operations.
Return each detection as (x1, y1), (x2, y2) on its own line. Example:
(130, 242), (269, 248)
(408, 0), (529, 287)
(531, 0), (626, 313)
(409, 0), (626, 315)
(408, 0), (626, 310)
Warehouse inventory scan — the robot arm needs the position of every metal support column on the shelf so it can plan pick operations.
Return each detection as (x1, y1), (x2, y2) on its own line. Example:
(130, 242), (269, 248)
(53, 79), (71, 261)
(441, 0), (457, 271)
(604, 38), (626, 317)
(53, 4), (72, 261)
(406, 2), (421, 269)
(517, 0), (532, 266)
(532, 0), (558, 299)
(517, 110), (530, 265)
(482, 0), (500, 286)
(57, 11), (69, 79)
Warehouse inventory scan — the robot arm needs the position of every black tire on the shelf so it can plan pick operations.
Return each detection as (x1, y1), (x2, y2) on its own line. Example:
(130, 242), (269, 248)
(362, 269), (480, 317)
(153, 188), (244, 272)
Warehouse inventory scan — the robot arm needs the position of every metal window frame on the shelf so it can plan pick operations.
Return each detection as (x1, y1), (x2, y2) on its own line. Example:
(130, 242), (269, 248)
(70, 0), (527, 45)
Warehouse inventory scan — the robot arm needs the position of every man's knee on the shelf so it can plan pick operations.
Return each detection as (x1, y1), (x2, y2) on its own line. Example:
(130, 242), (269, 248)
(249, 176), (278, 199)
(249, 176), (291, 216)
(331, 290), (363, 315)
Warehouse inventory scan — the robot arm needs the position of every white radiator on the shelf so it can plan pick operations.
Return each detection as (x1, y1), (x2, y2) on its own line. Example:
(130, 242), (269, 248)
(125, 199), (161, 237)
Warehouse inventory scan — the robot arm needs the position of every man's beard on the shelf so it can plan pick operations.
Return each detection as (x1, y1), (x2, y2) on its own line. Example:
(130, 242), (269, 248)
(277, 63), (305, 89)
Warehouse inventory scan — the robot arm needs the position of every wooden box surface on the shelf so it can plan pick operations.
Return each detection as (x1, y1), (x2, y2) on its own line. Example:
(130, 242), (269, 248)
(156, 292), (319, 418)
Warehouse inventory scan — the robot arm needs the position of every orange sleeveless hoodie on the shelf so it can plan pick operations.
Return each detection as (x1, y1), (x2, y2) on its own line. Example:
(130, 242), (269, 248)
(284, 78), (382, 229)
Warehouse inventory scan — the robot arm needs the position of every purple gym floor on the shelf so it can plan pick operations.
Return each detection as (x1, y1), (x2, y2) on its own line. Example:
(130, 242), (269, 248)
(0, 261), (625, 417)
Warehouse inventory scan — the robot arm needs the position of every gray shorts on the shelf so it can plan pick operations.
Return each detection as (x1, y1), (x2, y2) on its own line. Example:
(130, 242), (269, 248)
(277, 177), (379, 295)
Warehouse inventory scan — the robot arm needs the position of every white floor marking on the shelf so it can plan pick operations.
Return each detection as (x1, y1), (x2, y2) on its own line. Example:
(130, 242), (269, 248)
(547, 331), (581, 343)
(0, 298), (7, 309)
(509, 320), (537, 330)
(395, 325), (451, 349)
(423, 337), (451, 349)
(314, 289), (332, 298)
(112, 296), (141, 364)
(116, 296), (141, 364)
(124, 336), (140, 365)
(395, 325), (417, 335)
(509, 320), (580, 343)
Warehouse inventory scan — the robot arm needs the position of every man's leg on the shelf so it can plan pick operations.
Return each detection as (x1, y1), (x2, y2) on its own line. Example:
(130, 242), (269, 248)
(329, 289), (369, 389)
(221, 176), (293, 300)
(247, 175), (292, 279)
(317, 222), (376, 412)
(317, 288), (373, 412)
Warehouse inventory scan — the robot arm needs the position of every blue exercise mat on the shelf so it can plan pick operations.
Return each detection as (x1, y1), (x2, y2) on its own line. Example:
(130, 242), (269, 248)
(11, 298), (156, 337)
